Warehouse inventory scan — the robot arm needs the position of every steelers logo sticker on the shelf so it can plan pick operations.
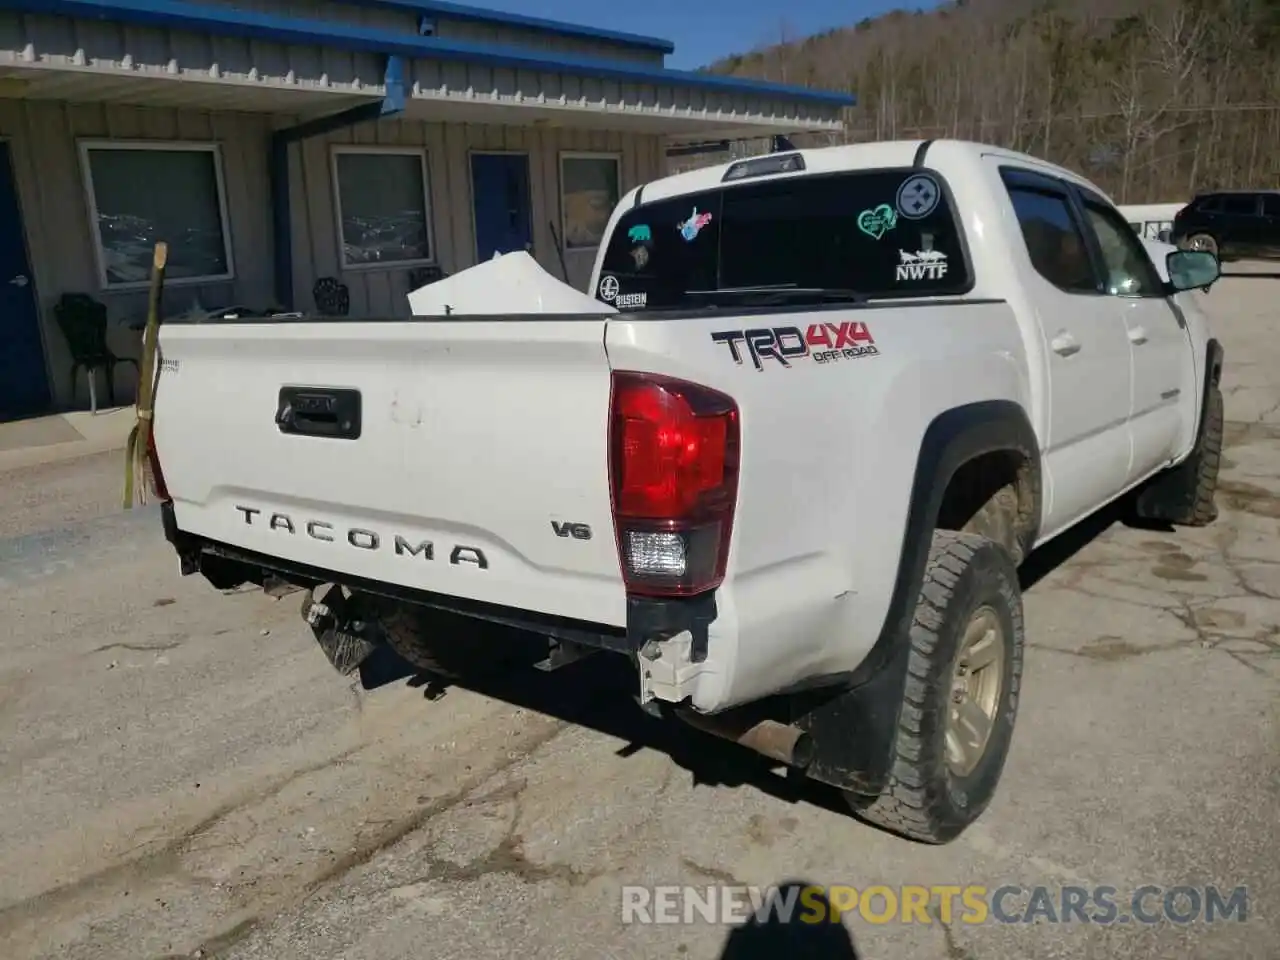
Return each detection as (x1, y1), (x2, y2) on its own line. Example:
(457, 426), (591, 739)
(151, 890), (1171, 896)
(896, 174), (940, 220)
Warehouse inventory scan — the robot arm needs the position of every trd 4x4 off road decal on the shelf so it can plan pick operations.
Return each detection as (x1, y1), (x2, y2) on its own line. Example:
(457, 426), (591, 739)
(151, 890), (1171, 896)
(711, 322), (879, 371)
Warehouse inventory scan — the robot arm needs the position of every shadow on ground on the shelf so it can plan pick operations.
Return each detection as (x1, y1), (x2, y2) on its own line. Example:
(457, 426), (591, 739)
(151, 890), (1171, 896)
(715, 883), (863, 959)
(355, 501), (1129, 821)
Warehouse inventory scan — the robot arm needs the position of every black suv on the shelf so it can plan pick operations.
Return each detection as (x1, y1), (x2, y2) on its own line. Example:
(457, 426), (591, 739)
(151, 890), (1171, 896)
(1170, 190), (1280, 261)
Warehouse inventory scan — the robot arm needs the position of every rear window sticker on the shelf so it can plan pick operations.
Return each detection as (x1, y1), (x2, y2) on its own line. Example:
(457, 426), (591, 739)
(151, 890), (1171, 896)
(598, 274), (620, 301)
(896, 174), (941, 219)
(628, 224), (652, 243)
(616, 292), (647, 309)
(856, 204), (898, 240)
(678, 207), (713, 242)
(630, 245), (650, 269)
(896, 249), (949, 281)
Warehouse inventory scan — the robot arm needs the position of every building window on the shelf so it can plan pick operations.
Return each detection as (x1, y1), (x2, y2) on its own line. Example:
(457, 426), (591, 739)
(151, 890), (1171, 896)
(331, 147), (434, 269)
(79, 140), (234, 289)
(560, 153), (621, 250)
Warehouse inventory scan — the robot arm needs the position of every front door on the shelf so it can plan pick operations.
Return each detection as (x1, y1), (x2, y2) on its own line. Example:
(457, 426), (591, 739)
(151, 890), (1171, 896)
(1074, 190), (1191, 483)
(997, 166), (1135, 540)
(471, 153), (532, 263)
(0, 142), (49, 420)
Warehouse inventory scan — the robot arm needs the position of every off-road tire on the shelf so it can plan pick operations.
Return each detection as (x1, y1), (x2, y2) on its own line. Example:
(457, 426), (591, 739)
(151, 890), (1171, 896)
(378, 602), (547, 679)
(848, 530), (1024, 845)
(1178, 382), (1223, 526)
(1133, 382), (1223, 527)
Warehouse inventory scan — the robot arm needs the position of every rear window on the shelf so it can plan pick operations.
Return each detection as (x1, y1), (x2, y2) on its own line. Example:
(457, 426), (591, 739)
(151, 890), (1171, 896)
(594, 168), (971, 310)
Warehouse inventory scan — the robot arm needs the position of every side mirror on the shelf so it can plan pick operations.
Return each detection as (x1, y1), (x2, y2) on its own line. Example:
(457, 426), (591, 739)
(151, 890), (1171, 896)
(1167, 249), (1220, 292)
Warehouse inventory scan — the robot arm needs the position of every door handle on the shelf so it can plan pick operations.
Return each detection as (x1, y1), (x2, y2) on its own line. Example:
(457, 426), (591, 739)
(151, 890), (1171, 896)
(1051, 332), (1081, 357)
(1128, 326), (1149, 345)
(9, 274), (27, 287)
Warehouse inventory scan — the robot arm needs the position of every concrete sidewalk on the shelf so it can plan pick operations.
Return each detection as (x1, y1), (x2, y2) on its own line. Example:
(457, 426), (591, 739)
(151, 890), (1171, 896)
(0, 407), (136, 472)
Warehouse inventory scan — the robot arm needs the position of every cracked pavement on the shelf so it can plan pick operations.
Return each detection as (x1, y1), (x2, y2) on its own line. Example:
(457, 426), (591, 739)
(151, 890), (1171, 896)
(1, 272), (1277, 959)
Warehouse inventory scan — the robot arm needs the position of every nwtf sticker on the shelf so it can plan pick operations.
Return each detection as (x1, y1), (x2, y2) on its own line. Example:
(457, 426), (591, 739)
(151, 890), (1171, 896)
(598, 275), (620, 301)
(857, 204), (898, 240)
(896, 249), (948, 281)
(711, 322), (879, 371)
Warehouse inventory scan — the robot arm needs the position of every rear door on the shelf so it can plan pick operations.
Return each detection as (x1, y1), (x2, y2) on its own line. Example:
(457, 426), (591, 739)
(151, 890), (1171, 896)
(153, 317), (628, 626)
(1073, 188), (1191, 482)
(998, 167), (1134, 536)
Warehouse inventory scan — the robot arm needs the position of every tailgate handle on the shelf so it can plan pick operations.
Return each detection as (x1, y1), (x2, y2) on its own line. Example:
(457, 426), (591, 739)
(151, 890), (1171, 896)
(276, 387), (362, 440)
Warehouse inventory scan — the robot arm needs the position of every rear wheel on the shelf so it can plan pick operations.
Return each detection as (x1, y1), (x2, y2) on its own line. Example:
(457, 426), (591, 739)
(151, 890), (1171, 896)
(847, 530), (1024, 844)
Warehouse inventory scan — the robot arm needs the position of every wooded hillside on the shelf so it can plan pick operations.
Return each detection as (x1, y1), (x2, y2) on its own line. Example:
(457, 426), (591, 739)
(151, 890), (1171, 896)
(700, 0), (1280, 202)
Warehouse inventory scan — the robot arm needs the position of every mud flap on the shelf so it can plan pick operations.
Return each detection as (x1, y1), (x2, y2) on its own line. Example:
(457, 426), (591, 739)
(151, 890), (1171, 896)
(302, 584), (382, 676)
(791, 635), (913, 796)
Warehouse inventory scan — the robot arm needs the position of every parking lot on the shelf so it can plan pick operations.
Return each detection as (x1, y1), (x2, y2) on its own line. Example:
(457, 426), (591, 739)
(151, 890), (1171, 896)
(0, 272), (1276, 960)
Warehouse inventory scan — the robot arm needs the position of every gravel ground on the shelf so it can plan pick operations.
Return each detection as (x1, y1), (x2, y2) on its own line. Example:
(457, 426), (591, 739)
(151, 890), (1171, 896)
(0, 272), (1276, 960)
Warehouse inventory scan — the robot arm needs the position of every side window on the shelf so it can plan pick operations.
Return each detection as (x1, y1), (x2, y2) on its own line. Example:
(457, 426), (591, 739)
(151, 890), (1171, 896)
(1194, 195), (1221, 213)
(1262, 194), (1280, 218)
(1079, 200), (1165, 297)
(1005, 186), (1098, 294)
(1220, 194), (1258, 216)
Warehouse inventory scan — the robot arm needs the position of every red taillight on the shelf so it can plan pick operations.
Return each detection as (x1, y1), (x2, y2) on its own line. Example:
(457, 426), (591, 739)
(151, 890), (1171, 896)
(609, 371), (739, 597)
(146, 421), (170, 502)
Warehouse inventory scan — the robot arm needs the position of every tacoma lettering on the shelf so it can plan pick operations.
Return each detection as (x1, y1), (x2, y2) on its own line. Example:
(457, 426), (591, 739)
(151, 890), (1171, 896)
(233, 506), (484, 568)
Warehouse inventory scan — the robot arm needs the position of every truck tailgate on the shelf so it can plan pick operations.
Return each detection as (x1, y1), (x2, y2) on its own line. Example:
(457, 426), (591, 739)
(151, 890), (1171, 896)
(153, 319), (627, 627)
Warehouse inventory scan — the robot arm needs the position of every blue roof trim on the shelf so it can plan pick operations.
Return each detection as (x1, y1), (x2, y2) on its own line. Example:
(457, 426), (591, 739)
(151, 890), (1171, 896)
(347, 0), (675, 55)
(0, 0), (856, 107)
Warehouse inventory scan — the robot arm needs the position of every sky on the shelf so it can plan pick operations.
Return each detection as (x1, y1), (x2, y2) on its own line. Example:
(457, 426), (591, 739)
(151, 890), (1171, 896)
(472, 0), (935, 70)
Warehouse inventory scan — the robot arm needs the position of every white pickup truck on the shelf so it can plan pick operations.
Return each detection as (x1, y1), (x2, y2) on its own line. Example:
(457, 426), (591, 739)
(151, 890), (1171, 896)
(148, 139), (1225, 844)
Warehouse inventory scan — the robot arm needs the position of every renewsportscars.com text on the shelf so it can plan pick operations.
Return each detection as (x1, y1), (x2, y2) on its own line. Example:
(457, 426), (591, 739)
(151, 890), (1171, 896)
(620, 884), (1250, 926)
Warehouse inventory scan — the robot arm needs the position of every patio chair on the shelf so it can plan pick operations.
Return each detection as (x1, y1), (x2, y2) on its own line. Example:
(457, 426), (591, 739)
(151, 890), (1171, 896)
(53, 293), (139, 413)
(312, 276), (350, 316)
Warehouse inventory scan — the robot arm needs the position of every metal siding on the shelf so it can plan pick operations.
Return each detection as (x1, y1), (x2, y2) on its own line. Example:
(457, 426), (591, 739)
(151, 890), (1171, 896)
(287, 118), (664, 316)
(0, 98), (274, 408)
(0, 94), (666, 409)
(432, 19), (664, 67)
(192, 0), (417, 34)
(0, 13), (389, 93)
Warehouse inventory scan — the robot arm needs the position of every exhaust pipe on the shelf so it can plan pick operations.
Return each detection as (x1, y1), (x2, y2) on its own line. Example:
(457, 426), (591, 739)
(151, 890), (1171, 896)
(676, 709), (815, 770)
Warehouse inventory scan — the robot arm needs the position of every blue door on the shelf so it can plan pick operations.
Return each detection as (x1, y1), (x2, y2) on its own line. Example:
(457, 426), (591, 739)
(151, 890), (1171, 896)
(471, 153), (532, 262)
(0, 142), (49, 420)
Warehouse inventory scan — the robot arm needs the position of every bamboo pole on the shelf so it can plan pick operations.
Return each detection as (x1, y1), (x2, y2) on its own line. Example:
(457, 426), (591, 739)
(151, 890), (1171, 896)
(122, 242), (168, 509)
